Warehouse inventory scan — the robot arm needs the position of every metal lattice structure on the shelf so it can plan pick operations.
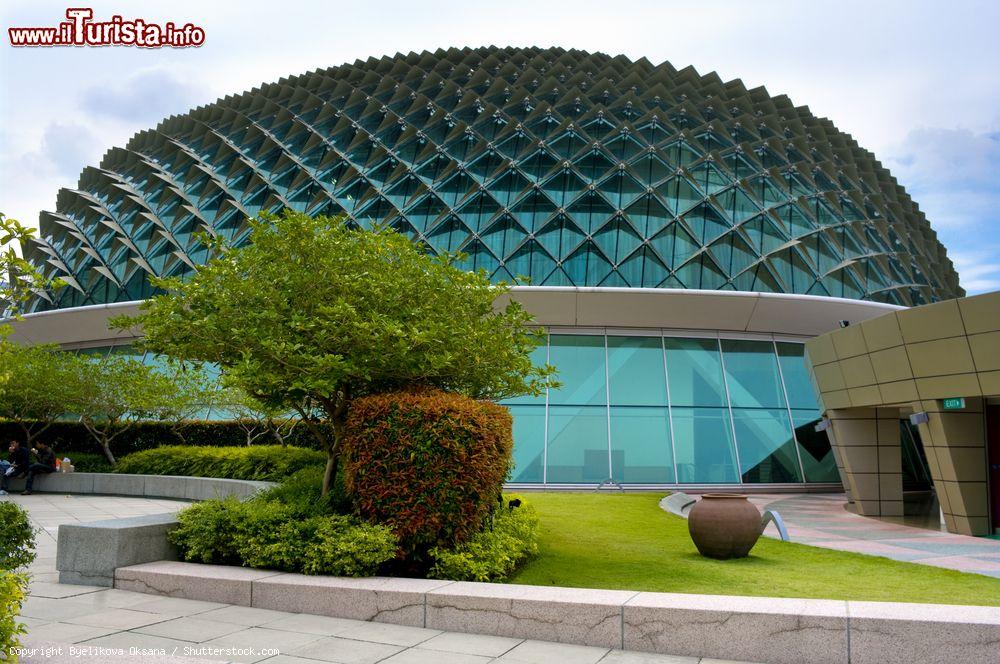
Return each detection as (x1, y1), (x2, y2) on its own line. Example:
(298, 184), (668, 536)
(26, 46), (962, 311)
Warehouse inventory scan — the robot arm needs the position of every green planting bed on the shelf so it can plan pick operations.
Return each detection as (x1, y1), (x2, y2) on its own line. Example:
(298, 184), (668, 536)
(511, 493), (1000, 606)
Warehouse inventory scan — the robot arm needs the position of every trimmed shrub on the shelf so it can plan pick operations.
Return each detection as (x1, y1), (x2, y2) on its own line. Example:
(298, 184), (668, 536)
(169, 498), (396, 576)
(301, 517), (398, 576)
(342, 388), (513, 556)
(0, 503), (35, 571)
(0, 570), (28, 661)
(115, 445), (325, 481)
(168, 497), (249, 565)
(428, 497), (539, 582)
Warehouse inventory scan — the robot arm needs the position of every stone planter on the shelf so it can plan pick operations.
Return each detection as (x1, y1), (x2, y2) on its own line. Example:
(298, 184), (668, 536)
(687, 493), (762, 559)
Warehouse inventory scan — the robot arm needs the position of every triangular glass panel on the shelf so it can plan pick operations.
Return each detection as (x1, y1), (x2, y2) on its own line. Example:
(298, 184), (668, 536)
(573, 150), (615, 181)
(597, 170), (645, 209)
(536, 215), (586, 261)
(715, 186), (760, 224)
(618, 246), (670, 287)
(657, 175), (701, 215)
(567, 190), (615, 234)
(563, 240), (613, 286)
(505, 240), (557, 284)
(629, 153), (673, 186)
(426, 215), (472, 252)
(481, 214), (528, 260)
(688, 162), (731, 195)
(682, 202), (731, 245)
(509, 190), (556, 233)
(541, 169), (589, 207)
(624, 194), (672, 237)
(593, 217), (643, 264)
(455, 191), (501, 233)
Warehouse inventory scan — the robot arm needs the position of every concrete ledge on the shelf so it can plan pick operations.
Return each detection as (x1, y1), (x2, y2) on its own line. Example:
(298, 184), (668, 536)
(116, 561), (284, 606)
(6, 472), (274, 500)
(111, 561), (1000, 664)
(253, 574), (451, 625)
(52, 474), (274, 587)
(426, 581), (636, 647)
(58, 513), (180, 588)
(623, 593), (848, 664)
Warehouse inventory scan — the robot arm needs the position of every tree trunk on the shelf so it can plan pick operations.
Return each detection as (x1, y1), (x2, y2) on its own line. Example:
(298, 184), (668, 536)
(321, 419), (345, 497)
(100, 439), (117, 466)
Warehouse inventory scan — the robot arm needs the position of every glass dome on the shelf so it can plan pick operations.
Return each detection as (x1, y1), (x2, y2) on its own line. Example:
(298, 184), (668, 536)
(26, 46), (961, 311)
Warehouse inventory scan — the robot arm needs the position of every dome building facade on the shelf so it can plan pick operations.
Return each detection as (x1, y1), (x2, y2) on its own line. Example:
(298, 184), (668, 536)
(13, 46), (962, 489)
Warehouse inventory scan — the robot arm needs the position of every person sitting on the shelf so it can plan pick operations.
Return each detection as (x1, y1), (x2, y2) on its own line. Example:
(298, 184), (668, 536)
(21, 441), (57, 496)
(0, 440), (30, 496)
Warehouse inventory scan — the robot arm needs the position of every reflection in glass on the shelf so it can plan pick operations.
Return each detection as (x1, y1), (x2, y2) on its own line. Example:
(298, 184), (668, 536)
(664, 337), (726, 406)
(607, 336), (667, 406)
(547, 335), (606, 406)
(504, 344), (549, 405)
(731, 408), (802, 483)
(508, 405), (545, 483)
(546, 405), (609, 483)
(610, 406), (673, 483)
(671, 407), (738, 483)
(776, 342), (820, 410)
(792, 409), (840, 482)
(721, 339), (785, 408)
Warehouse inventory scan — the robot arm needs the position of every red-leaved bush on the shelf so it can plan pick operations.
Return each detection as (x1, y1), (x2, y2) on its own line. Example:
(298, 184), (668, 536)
(342, 388), (513, 556)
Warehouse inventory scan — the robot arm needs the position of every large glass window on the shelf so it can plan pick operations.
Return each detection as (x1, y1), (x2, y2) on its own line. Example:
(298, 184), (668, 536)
(547, 335), (607, 406)
(546, 405), (609, 483)
(508, 405), (545, 483)
(671, 407), (739, 483)
(610, 406), (673, 483)
(721, 339), (785, 408)
(607, 336), (667, 406)
(793, 409), (840, 482)
(664, 337), (727, 406)
(730, 408), (802, 483)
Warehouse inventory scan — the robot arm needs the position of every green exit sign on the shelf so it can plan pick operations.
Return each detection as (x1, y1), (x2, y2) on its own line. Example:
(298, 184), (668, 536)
(942, 397), (966, 410)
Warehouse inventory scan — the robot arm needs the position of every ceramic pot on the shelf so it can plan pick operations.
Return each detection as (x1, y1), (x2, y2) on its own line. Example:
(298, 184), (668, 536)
(687, 494), (761, 559)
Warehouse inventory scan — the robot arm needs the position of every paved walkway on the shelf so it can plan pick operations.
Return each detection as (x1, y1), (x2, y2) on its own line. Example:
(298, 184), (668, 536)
(5, 494), (758, 664)
(749, 493), (1000, 578)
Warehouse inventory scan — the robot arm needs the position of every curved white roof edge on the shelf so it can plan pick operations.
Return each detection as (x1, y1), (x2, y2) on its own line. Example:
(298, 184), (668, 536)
(4, 288), (901, 348)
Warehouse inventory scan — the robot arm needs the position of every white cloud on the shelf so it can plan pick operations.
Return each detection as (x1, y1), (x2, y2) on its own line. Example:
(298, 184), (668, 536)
(80, 68), (208, 124)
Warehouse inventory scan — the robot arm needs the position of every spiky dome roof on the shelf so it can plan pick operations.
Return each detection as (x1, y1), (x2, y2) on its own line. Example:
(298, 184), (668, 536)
(26, 46), (961, 311)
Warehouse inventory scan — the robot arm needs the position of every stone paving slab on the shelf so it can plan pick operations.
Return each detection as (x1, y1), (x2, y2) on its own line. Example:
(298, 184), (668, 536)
(9, 492), (1000, 664)
(742, 493), (1000, 578)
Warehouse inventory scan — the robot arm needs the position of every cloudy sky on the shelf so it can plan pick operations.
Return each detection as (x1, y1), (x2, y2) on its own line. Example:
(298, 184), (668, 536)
(1, 0), (998, 293)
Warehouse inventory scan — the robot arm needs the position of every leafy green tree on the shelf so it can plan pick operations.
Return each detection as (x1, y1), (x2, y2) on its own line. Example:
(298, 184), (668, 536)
(71, 355), (181, 465)
(0, 337), (82, 445)
(0, 212), (60, 319)
(114, 211), (554, 495)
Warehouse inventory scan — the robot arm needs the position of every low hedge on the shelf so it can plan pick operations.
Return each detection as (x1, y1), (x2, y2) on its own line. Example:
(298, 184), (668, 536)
(169, 470), (397, 576)
(0, 503), (35, 571)
(429, 497), (539, 582)
(343, 388), (513, 557)
(0, 502), (34, 661)
(0, 419), (323, 456)
(1, 571), (28, 662)
(114, 445), (326, 481)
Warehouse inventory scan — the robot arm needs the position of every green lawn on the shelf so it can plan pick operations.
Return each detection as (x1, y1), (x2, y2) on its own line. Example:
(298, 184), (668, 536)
(510, 493), (1000, 606)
